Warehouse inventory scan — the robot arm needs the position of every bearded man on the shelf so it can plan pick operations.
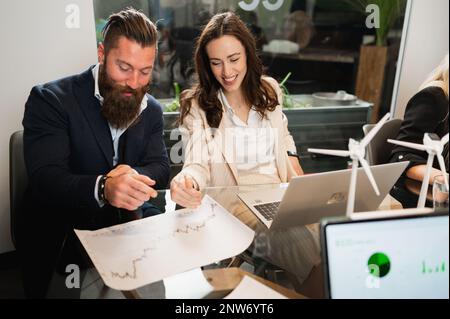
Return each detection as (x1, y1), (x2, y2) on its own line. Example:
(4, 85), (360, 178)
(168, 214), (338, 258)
(21, 8), (169, 298)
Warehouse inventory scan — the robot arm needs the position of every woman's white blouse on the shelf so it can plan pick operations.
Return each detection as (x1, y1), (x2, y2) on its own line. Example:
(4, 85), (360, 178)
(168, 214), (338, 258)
(219, 90), (281, 184)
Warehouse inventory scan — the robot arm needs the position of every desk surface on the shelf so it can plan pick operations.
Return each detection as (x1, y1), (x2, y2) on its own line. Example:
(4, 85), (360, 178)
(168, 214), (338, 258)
(119, 268), (306, 299)
(48, 182), (402, 299)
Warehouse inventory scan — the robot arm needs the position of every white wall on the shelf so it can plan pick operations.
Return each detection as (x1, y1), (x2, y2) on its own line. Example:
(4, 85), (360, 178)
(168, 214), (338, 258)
(392, 0), (449, 119)
(0, 0), (97, 254)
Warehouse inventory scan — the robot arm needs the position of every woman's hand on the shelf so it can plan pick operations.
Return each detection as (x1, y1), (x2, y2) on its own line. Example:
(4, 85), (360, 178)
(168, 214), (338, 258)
(406, 165), (449, 185)
(170, 175), (202, 208)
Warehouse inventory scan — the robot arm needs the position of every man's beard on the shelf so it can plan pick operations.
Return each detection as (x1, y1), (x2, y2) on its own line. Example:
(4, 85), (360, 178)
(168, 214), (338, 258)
(98, 64), (148, 129)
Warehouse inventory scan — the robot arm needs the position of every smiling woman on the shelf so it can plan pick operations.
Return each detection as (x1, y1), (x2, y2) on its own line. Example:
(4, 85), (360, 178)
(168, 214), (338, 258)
(169, 12), (304, 209)
(180, 12), (279, 129)
(206, 35), (247, 96)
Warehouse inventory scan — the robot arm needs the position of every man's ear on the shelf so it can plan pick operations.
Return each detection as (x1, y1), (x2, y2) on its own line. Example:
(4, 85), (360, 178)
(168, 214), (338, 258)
(98, 43), (105, 65)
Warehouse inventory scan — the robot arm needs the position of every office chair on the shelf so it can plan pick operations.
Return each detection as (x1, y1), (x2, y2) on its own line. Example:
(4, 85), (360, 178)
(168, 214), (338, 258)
(9, 130), (28, 249)
(362, 118), (402, 165)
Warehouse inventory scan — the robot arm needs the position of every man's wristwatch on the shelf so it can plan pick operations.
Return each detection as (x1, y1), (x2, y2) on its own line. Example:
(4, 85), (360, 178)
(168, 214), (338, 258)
(98, 175), (110, 203)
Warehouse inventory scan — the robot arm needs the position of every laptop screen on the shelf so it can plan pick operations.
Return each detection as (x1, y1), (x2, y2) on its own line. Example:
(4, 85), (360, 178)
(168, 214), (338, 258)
(323, 213), (449, 299)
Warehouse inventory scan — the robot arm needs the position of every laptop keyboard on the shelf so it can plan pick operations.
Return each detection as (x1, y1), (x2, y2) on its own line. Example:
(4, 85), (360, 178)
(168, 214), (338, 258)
(254, 201), (281, 221)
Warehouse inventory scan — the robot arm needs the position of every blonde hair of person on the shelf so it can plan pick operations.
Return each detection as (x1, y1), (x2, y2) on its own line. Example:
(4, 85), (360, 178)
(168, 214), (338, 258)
(419, 53), (449, 97)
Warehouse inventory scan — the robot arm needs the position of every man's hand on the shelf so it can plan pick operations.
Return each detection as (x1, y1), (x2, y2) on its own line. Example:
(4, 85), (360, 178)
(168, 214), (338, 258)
(170, 175), (202, 208)
(104, 166), (158, 210)
(106, 164), (137, 178)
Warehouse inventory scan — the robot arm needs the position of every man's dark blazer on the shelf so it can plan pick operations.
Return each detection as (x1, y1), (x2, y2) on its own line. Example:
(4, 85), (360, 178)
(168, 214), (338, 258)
(20, 66), (170, 297)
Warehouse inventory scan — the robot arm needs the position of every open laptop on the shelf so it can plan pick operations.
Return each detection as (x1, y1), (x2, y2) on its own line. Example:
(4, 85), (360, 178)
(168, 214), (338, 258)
(320, 209), (449, 299)
(237, 161), (408, 229)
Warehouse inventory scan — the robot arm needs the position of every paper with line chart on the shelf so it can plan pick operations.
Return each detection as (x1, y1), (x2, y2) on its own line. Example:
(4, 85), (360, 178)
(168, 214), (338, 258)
(74, 195), (255, 291)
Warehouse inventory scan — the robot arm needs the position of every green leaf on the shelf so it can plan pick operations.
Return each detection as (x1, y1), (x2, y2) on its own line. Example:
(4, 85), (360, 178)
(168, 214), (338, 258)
(164, 82), (181, 112)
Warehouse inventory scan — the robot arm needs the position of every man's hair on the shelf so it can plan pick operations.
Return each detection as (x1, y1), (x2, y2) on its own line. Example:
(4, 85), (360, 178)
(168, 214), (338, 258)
(102, 7), (157, 54)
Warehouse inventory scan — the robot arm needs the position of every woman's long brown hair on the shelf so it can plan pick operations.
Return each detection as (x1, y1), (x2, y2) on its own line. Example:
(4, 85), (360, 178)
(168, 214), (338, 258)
(179, 12), (278, 128)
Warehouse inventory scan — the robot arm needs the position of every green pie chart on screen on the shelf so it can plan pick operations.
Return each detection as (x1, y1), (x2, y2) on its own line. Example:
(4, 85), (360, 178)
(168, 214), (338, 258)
(368, 252), (391, 278)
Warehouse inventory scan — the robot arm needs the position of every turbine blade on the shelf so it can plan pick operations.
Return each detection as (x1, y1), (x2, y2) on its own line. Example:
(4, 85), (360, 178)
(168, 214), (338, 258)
(436, 154), (449, 191)
(387, 139), (428, 151)
(358, 155), (380, 196)
(441, 133), (449, 146)
(307, 148), (350, 157)
(361, 113), (391, 148)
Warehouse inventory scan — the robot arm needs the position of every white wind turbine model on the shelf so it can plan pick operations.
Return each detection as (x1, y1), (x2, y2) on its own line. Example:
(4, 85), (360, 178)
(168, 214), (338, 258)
(388, 133), (449, 208)
(308, 113), (391, 216)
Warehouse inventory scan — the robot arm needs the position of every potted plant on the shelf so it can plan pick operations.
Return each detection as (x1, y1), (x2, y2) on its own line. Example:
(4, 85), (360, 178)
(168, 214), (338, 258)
(346, 0), (407, 122)
(164, 82), (181, 112)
